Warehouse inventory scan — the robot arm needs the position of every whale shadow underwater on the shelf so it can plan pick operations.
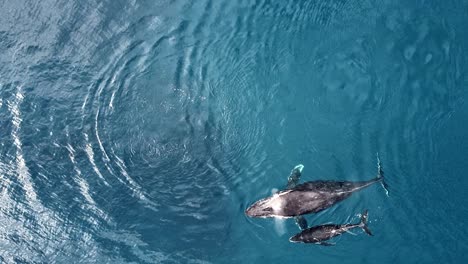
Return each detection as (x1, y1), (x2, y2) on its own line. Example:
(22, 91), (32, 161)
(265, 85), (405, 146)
(245, 156), (388, 245)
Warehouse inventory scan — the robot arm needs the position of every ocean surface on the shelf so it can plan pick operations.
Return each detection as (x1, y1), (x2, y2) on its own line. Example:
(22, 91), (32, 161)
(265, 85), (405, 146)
(1, 0), (468, 263)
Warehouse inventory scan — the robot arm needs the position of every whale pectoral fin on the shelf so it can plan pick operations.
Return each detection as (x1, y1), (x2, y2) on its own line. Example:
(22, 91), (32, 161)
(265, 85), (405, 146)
(295, 216), (308, 230)
(286, 164), (304, 189)
(317, 242), (335, 246)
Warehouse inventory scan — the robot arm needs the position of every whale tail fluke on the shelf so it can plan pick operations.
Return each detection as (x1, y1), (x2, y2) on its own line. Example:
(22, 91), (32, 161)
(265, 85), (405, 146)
(376, 153), (389, 197)
(359, 210), (373, 236)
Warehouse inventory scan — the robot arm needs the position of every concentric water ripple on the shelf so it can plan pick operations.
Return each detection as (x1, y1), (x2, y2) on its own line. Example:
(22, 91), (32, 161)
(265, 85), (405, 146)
(1, 0), (468, 263)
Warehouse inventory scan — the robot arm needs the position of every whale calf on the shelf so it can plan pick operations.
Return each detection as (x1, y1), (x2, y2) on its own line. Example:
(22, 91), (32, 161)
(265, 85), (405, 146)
(245, 157), (387, 218)
(289, 210), (372, 245)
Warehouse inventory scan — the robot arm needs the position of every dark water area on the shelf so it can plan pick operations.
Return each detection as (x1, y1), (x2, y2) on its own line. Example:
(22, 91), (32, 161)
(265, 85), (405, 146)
(1, 0), (468, 263)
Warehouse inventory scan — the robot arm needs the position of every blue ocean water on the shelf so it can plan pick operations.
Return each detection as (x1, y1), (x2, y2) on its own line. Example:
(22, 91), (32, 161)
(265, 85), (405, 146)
(1, 0), (468, 263)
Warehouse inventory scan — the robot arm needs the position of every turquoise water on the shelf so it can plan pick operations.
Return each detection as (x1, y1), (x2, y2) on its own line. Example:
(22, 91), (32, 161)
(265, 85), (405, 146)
(1, 0), (468, 263)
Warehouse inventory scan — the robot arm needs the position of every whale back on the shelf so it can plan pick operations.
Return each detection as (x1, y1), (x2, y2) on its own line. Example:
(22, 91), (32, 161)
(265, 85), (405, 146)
(277, 189), (352, 216)
(292, 178), (379, 193)
(276, 178), (380, 216)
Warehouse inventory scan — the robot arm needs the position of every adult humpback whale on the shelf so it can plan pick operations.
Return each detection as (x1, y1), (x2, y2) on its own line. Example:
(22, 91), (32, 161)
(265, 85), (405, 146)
(289, 210), (373, 245)
(245, 156), (388, 219)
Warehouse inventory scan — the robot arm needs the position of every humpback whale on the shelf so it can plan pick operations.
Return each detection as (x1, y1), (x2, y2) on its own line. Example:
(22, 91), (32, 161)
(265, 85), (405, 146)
(245, 156), (387, 219)
(289, 210), (373, 245)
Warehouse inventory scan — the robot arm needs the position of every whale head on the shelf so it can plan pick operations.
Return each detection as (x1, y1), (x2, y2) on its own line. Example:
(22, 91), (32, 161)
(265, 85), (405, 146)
(245, 192), (291, 218)
(288, 233), (304, 243)
(245, 199), (275, 217)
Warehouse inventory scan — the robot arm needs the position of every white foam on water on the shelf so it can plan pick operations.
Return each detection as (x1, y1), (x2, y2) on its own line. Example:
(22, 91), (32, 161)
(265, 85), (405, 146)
(113, 153), (159, 211)
(84, 133), (110, 186)
(8, 85), (38, 204)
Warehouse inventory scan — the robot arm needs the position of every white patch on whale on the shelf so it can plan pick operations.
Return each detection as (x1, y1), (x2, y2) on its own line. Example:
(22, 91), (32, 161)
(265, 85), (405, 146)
(271, 189), (286, 235)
